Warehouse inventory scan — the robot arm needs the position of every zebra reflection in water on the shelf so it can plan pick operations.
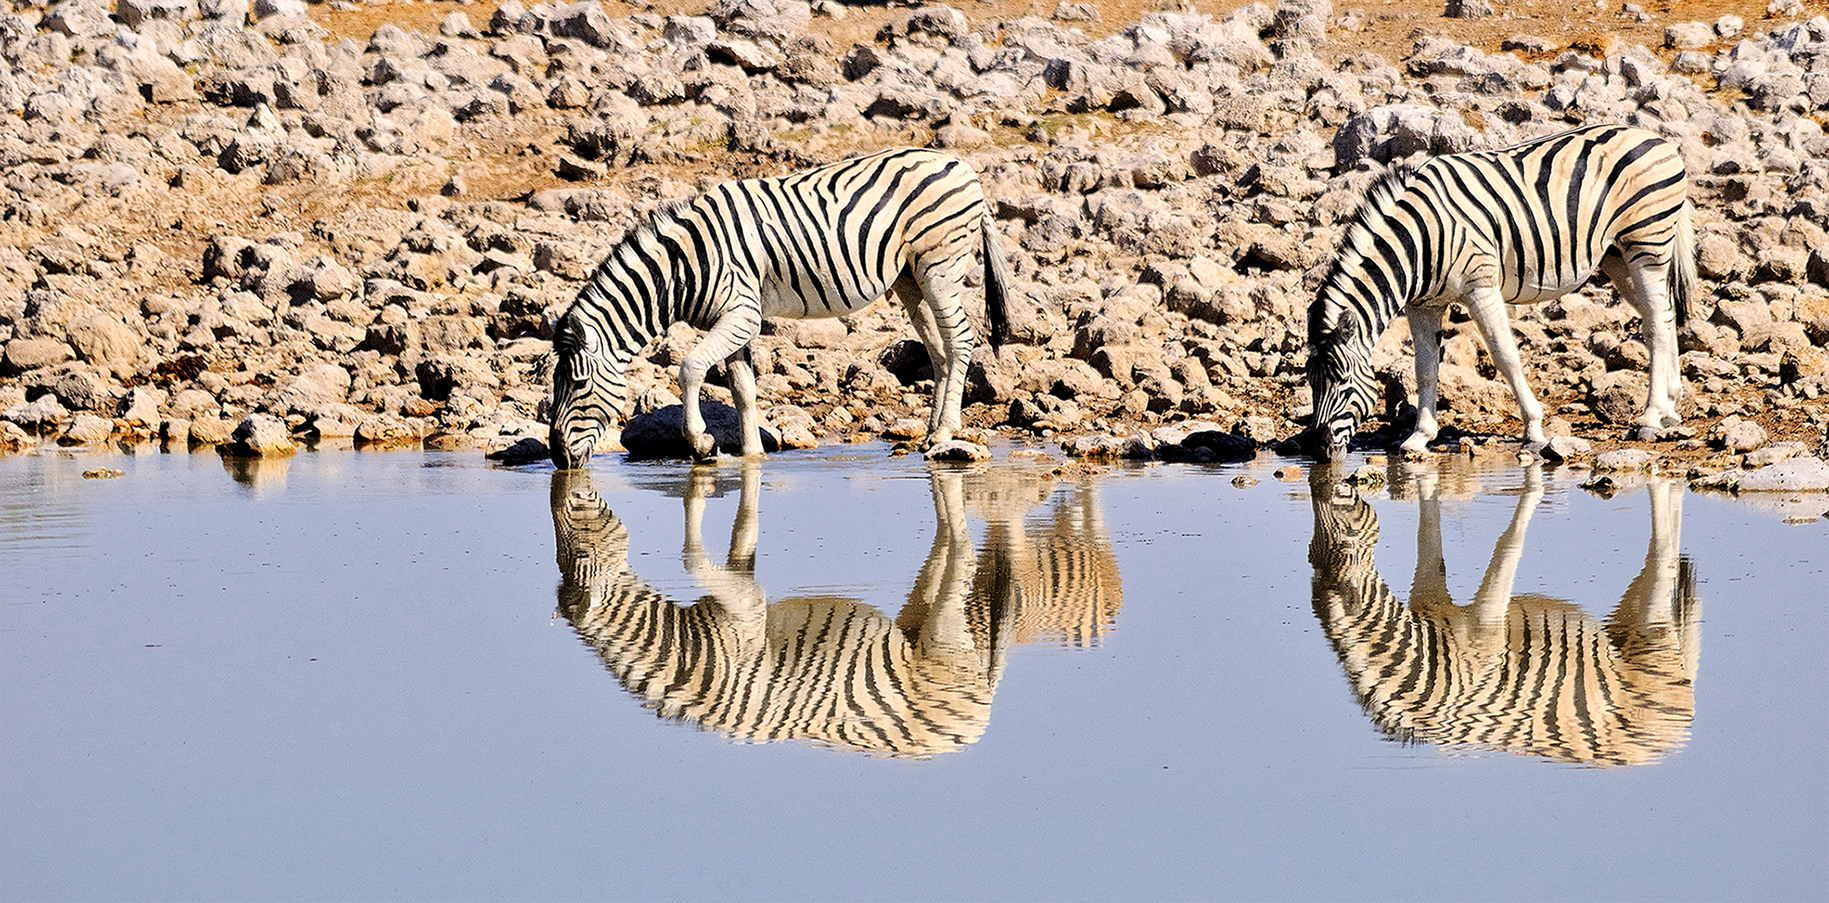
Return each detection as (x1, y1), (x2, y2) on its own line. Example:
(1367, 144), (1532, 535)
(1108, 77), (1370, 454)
(1308, 466), (1699, 767)
(551, 464), (1121, 757)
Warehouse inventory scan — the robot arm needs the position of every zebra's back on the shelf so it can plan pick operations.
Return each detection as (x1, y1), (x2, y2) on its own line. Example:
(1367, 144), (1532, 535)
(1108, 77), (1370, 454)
(1400, 124), (1690, 304)
(671, 146), (993, 323)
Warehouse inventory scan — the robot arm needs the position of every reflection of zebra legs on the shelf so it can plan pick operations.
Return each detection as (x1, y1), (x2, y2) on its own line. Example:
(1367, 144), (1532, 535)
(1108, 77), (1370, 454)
(963, 472), (1124, 648)
(682, 463), (767, 645)
(1611, 478), (1700, 700)
(1408, 464), (1546, 647)
(902, 468), (987, 678)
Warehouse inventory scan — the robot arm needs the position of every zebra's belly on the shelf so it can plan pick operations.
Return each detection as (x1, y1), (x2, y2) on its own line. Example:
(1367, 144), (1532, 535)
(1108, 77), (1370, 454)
(757, 271), (896, 320)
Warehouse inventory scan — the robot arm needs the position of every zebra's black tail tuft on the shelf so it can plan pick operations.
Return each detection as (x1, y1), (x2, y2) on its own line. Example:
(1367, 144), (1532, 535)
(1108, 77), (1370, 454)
(1671, 198), (1696, 329)
(981, 210), (1012, 349)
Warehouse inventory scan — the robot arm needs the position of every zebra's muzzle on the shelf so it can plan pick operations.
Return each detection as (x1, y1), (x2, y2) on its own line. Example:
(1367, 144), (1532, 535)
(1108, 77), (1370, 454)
(550, 422), (600, 470)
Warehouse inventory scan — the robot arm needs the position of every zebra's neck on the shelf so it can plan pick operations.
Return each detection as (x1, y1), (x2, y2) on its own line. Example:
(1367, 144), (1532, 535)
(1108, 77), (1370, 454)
(583, 229), (684, 353)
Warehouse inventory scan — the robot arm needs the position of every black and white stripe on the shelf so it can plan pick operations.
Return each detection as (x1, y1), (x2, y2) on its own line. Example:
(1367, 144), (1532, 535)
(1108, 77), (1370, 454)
(549, 147), (1011, 467)
(550, 467), (1007, 757)
(1306, 124), (1696, 459)
(1307, 471), (1698, 767)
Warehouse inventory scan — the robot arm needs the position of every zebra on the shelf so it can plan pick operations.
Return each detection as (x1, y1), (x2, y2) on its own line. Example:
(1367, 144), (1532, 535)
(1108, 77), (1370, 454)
(1307, 465), (1699, 767)
(547, 147), (1013, 468)
(548, 461), (1124, 756)
(1305, 124), (1697, 460)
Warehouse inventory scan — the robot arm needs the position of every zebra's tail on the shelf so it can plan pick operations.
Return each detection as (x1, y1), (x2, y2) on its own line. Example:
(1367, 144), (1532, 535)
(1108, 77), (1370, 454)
(1671, 198), (1697, 328)
(981, 209), (1011, 348)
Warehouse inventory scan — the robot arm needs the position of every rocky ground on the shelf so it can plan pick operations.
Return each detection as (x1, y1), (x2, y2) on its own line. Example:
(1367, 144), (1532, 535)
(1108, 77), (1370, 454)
(2, 0), (1827, 487)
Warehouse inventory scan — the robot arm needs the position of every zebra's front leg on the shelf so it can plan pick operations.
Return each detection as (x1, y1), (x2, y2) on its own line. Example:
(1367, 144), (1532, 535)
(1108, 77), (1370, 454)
(1601, 253), (1685, 440)
(679, 311), (761, 461)
(1403, 306), (1444, 456)
(1465, 289), (1547, 456)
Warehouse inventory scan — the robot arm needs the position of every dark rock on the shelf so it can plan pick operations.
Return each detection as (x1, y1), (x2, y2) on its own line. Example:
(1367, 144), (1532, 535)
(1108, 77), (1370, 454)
(621, 401), (780, 459)
(485, 436), (551, 464)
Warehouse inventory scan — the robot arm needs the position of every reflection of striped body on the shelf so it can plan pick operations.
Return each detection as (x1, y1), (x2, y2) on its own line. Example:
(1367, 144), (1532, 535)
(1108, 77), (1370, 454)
(1308, 476), (1698, 767)
(552, 471), (1003, 757)
(568, 591), (1000, 755)
(1306, 124), (1695, 459)
(550, 465), (1127, 757)
(548, 147), (1011, 466)
(993, 484), (1124, 647)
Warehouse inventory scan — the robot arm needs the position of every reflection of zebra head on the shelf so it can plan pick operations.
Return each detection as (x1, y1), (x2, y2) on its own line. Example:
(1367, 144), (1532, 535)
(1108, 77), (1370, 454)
(1308, 475), (1700, 767)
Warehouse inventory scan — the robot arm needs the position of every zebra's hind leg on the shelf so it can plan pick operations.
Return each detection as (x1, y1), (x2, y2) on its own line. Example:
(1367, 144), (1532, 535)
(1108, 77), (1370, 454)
(1402, 306), (1445, 456)
(1602, 251), (1684, 439)
(1463, 286), (1548, 456)
(892, 271), (954, 447)
(894, 271), (947, 379)
(680, 309), (762, 461)
(908, 262), (977, 447)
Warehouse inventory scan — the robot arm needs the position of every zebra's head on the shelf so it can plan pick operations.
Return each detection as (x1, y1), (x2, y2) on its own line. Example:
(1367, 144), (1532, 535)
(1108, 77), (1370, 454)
(548, 305), (618, 470)
(1306, 288), (1376, 462)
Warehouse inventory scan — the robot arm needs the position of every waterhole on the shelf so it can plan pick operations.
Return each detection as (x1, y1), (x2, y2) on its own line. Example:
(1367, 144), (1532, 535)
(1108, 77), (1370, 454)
(3, 445), (1823, 900)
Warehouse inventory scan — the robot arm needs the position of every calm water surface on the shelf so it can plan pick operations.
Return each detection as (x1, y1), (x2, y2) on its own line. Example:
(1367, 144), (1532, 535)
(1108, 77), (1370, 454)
(3, 443), (1824, 902)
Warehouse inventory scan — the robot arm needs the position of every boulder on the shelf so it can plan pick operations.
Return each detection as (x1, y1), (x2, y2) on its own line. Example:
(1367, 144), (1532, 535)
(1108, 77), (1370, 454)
(272, 363), (352, 415)
(3, 337), (75, 374)
(115, 386), (167, 425)
(0, 421), (34, 454)
(1593, 448), (1656, 472)
(59, 413), (116, 445)
(219, 413), (297, 457)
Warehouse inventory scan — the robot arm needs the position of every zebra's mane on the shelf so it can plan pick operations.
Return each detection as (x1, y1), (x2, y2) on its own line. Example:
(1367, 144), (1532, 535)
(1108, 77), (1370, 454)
(1309, 160), (1423, 351)
(1334, 160), (1421, 270)
(619, 197), (695, 249)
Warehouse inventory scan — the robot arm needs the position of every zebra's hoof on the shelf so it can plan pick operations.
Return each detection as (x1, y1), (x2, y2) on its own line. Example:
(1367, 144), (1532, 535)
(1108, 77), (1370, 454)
(688, 432), (718, 460)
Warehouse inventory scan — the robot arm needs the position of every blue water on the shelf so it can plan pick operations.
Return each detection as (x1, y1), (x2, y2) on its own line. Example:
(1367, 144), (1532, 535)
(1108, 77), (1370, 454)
(2, 444), (1824, 901)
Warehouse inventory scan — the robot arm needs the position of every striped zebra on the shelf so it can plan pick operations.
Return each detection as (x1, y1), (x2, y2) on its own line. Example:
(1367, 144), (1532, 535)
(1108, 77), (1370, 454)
(548, 147), (1012, 467)
(1306, 124), (1697, 460)
(1307, 466), (1699, 767)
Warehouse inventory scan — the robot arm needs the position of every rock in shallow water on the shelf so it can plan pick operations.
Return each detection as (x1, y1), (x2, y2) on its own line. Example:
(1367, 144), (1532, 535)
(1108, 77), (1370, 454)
(621, 401), (779, 460)
(1694, 457), (1829, 494)
(219, 413), (296, 457)
(924, 439), (991, 462)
